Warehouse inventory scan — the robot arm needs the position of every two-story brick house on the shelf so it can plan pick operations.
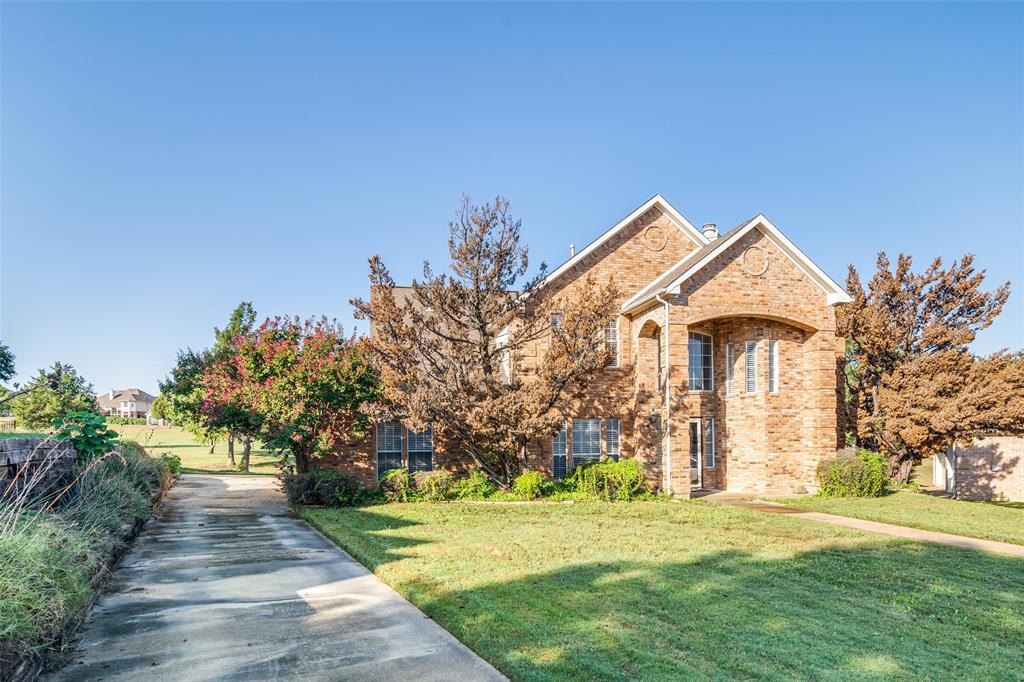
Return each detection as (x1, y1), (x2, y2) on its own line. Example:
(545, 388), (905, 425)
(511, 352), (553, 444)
(325, 195), (851, 497)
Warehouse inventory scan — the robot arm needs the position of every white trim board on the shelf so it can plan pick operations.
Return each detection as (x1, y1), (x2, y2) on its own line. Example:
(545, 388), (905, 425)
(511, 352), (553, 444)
(542, 194), (708, 288)
(621, 214), (852, 314)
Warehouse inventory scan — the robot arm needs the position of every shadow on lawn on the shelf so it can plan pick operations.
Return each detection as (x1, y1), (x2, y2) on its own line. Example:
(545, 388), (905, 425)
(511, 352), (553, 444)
(330, 505), (1024, 681)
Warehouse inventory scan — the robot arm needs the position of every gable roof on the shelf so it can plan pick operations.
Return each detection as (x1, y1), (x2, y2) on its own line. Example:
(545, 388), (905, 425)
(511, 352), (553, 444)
(541, 194), (708, 288)
(620, 213), (852, 315)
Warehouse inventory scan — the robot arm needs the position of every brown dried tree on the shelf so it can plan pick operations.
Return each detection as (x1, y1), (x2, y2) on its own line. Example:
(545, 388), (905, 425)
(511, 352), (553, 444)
(352, 196), (618, 487)
(839, 252), (1020, 482)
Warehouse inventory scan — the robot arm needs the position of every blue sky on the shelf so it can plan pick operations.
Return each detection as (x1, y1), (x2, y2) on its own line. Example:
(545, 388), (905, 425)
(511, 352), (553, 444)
(2, 2), (1021, 394)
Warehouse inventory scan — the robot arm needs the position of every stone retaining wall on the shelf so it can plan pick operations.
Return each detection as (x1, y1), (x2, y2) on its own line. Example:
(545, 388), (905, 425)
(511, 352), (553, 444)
(0, 438), (78, 499)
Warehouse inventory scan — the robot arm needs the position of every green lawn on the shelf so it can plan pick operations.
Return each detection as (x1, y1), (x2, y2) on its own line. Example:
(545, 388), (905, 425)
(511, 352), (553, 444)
(302, 501), (1023, 681)
(109, 425), (278, 474)
(781, 490), (1024, 546)
(2, 424), (278, 474)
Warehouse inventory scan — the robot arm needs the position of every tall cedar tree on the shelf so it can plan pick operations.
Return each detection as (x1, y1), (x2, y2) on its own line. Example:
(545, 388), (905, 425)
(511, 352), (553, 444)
(203, 316), (378, 474)
(352, 196), (618, 488)
(839, 252), (1020, 482)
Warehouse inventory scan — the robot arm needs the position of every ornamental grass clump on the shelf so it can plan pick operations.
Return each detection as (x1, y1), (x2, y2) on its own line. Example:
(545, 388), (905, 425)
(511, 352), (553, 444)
(816, 448), (889, 498)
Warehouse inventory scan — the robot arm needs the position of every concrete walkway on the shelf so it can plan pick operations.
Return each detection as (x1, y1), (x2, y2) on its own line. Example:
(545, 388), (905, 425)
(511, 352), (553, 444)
(712, 497), (1024, 558)
(52, 475), (505, 681)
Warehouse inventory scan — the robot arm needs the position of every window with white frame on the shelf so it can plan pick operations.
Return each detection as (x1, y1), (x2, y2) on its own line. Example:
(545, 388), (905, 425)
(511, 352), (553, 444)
(407, 426), (434, 473)
(552, 425), (568, 479)
(688, 332), (713, 391)
(604, 319), (619, 368)
(769, 339), (779, 393)
(605, 418), (621, 461)
(550, 313), (563, 332)
(572, 418), (601, 467)
(496, 327), (510, 379)
(703, 418), (715, 468)
(725, 343), (734, 396)
(745, 340), (758, 393)
(376, 421), (403, 479)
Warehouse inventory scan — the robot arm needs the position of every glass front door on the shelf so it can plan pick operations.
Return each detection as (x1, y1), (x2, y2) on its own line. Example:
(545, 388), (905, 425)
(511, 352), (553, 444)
(689, 419), (702, 488)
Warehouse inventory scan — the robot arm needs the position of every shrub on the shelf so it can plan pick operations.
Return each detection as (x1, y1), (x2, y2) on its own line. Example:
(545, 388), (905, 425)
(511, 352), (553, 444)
(567, 458), (648, 501)
(54, 411), (119, 462)
(282, 472), (319, 504)
(315, 471), (362, 506)
(417, 470), (455, 501)
(105, 417), (147, 425)
(816, 449), (889, 497)
(379, 469), (418, 502)
(512, 471), (548, 500)
(159, 452), (182, 477)
(452, 470), (498, 500)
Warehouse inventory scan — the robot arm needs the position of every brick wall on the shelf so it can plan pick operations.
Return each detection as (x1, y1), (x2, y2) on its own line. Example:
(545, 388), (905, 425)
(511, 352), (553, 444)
(953, 436), (1023, 502)
(327, 206), (844, 496)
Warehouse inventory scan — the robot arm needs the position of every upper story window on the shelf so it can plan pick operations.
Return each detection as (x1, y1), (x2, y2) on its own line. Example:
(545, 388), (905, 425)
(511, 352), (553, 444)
(725, 343), (734, 396)
(604, 319), (619, 368)
(768, 339), (779, 394)
(745, 340), (758, 394)
(496, 327), (510, 380)
(688, 332), (713, 391)
(550, 313), (563, 332)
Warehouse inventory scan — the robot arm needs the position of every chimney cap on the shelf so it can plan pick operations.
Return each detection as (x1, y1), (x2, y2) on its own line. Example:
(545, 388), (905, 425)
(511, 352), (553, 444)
(569, 243), (576, 257)
(702, 223), (719, 240)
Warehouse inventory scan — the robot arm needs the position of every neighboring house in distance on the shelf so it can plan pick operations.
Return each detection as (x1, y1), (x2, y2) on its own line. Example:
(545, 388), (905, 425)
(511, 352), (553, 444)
(97, 388), (158, 419)
(324, 194), (851, 497)
(933, 434), (1023, 502)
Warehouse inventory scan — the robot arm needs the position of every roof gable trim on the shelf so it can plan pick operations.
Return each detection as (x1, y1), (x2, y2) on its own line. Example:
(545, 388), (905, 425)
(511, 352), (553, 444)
(542, 194), (707, 287)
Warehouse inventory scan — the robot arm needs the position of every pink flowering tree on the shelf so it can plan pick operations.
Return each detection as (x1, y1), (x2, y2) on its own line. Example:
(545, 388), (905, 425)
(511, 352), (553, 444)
(202, 316), (380, 474)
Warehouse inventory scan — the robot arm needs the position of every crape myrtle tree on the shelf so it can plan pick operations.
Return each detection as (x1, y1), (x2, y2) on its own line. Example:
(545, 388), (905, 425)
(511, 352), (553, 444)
(210, 302), (258, 467)
(352, 195), (618, 489)
(203, 316), (379, 474)
(839, 252), (1021, 483)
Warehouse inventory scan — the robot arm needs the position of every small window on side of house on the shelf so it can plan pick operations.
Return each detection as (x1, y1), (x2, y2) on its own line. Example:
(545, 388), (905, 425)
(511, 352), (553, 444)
(605, 319), (619, 368)
(550, 313), (563, 332)
(769, 339), (779, 394)
(725, 343), (734, 396)
(745, 340), (757, 394)
(552, 425), (567, 479)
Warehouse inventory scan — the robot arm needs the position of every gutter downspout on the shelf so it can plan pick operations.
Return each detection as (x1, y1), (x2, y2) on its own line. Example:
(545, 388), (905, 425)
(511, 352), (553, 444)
(655, 292), (672, 496)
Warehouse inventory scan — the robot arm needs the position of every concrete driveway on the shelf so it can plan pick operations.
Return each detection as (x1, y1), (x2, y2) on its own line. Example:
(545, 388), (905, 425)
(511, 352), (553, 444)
(52, 475), (505, 681)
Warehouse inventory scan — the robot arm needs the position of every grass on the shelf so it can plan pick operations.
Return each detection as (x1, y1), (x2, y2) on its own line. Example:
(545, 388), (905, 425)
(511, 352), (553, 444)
(0, 442), (171, 665)
(780, 489), (1024, 546)
(302, 500), (1024, 681)
(105, 425), (279, 475)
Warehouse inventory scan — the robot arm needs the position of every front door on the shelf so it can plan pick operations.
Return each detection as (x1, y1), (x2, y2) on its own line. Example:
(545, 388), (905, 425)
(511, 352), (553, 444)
(689, 419), (702, 488)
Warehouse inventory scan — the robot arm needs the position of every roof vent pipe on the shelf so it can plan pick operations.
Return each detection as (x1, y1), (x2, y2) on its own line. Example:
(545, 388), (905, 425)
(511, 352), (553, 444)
(569, 243), (576, 257)
(702, 224), (719, 241)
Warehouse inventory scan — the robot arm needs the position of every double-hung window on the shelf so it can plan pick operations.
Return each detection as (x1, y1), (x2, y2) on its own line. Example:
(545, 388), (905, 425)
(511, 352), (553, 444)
(550, 313), (563, 332)
(376, 422), (403, 479)
(552, 425), (568, 479)
(768, 339), (779, 393)
(745, 340), (758, 394)
(572, 418), (601, 467)
(604, 319), (620, 368)
(725, 343), (734, 396)
(605, 418), (621, 461)
(407, 426), (434, 473)
(688, 332), (713, 391)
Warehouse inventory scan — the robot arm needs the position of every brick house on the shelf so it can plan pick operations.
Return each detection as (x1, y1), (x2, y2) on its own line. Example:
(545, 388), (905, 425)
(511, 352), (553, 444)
(324, 195), (851, 497)
(932, 435), (1024, 502)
